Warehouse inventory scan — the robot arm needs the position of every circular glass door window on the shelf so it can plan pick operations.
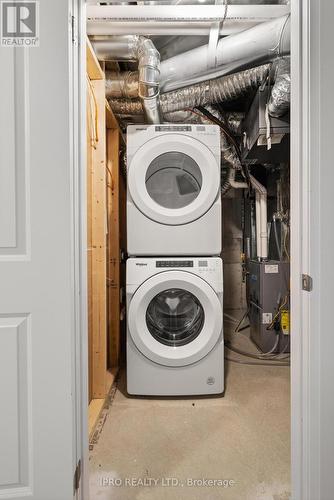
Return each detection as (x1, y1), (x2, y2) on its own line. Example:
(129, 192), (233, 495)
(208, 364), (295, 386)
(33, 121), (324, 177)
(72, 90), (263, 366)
(146, 288), (205, 347)
(145, 152), (202, 209)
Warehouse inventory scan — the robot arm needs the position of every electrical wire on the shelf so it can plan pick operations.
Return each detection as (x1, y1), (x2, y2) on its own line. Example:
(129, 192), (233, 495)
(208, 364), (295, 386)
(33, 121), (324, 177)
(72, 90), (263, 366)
(267, 295), (288, 331)
(225, 339), (290, 362)
(272, 216), (282, 261)
(234, 307), (249, 333)
(195, 106), (243, 161)
(225, 339), (283, 359)
(283, 222), (290, 261)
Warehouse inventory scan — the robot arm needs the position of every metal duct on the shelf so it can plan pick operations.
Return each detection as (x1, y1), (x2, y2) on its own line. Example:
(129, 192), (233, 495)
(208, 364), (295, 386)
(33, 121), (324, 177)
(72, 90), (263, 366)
(159, 14), (290, 92)
(91, 36), (140, 61)
(268, 57), (290, 117)
(92, 35), (162, 124)
(108, 64), (270, 115)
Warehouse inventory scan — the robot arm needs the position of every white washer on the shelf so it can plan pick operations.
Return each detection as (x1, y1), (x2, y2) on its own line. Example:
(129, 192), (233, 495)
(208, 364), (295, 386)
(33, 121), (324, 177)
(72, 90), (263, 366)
(127, 124), (221, 256)
(127, 257), (224, 396)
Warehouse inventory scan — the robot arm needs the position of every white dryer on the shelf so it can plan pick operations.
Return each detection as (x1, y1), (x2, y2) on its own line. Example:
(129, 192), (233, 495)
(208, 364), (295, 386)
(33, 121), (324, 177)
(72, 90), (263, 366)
(127, 257), (224, 396)
(127, 124), (221, 256)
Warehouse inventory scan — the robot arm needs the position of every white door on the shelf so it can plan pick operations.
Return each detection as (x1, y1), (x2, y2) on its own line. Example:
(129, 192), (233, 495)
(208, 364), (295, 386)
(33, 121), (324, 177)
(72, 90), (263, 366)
(128, 271), (223, 366)
(0, 1), (83, 499)
(128, 134), (220, 225)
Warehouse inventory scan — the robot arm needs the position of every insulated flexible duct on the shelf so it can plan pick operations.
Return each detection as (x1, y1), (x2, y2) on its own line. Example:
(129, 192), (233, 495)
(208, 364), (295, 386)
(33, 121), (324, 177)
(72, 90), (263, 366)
(268, 57), (290, 117)
(107, 64), (270, 115)
(161, 64), (269, 113)
(165, 105), (244, 196)
(93, 35), (162, 123)
(105, 70), (139, 99)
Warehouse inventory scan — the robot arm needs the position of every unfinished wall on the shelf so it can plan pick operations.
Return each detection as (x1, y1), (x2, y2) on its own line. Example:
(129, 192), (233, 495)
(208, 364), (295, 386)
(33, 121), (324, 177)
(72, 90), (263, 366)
(222, 191), (247, 319)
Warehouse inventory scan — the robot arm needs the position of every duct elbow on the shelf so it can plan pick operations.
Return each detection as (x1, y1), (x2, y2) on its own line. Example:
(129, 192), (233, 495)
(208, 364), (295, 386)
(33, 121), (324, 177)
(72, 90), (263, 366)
(268, 57), (291, 118)
(137, 37), (162, 124)
(102, 35), (162, 123)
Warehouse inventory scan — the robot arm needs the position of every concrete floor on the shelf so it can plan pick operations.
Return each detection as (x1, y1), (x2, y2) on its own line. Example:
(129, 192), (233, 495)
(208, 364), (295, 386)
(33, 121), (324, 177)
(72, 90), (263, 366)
(89, 327), (290, 500)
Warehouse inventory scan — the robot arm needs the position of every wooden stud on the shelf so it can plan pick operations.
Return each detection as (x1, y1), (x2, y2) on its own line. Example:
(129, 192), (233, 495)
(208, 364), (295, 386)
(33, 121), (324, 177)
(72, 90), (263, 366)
(88, 399), (105, 438)
(106, 128), (121, 369)
(106, 99), (119, 130)
(86, 37), (104, 81)
(88, 78), (107, 399)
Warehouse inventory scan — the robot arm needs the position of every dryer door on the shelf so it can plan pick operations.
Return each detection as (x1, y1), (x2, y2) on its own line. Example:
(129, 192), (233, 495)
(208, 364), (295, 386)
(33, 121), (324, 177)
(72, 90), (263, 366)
(128, 271), (223, 367)
(128, 134), (220, 225)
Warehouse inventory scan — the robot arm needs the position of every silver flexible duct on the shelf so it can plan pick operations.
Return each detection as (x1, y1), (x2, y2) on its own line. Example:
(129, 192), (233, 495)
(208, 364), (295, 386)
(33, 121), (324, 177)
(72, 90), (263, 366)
(92, 35), (162, 123)
(200, 106), (248, 194)
(108, 64), (270, 115)
(225, 112), (245, 135)
(268, 57), (290, 117)
(108, 99), (143, 115)
(164, 106), (244, 196)
(161, 64), (269, 113)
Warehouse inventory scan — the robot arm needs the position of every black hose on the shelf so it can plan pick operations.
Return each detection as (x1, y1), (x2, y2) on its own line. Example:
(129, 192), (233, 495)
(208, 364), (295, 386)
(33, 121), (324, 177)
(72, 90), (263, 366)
(195, 105), (243, 161)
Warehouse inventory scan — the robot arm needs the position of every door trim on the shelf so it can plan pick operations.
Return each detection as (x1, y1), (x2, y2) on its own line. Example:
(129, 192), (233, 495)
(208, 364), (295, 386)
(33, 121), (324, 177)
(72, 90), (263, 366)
(76, 2), (316, 500)
(290, 0), (313, 499)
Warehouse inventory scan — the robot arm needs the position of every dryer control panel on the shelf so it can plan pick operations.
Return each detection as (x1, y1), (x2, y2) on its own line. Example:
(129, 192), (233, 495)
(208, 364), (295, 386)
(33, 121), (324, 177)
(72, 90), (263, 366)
(156, 260), (194, 268)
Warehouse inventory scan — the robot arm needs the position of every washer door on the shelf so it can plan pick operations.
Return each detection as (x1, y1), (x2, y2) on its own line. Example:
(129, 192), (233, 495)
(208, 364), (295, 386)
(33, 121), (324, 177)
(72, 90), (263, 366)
(128, 134), (220, 225)
(128, 271), (223, 367)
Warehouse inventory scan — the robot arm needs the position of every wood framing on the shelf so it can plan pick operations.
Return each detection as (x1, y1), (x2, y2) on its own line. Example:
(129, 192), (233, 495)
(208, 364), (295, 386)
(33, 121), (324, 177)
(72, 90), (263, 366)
(86, 39), (122, 414)
(87, 77), (107, 399)
(86, 37), (104, 81)
(106, 125), (121, 368)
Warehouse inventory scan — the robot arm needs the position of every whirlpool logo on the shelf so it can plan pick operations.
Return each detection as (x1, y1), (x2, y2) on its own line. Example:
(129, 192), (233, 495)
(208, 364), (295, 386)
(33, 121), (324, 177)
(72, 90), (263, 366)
(135, 263), (148, 267)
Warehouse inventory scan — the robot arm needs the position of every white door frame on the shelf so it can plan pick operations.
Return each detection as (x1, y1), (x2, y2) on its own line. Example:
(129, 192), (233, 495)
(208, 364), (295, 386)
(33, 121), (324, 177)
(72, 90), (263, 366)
(291, 0), (334, 498)
(75, 1), (332, 499)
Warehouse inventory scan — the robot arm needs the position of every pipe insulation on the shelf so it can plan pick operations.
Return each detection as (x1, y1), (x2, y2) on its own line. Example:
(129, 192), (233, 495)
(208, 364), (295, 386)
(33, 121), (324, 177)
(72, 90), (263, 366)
(107, 64), (270, 115)
(93, 35), (162, 123)
(268, 57), (290, 117)
(159, 14), (290, 92)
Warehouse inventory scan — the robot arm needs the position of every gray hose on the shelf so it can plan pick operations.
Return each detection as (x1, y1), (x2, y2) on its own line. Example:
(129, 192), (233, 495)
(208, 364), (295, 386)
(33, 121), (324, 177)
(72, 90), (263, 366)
(225, 337), (289, 361)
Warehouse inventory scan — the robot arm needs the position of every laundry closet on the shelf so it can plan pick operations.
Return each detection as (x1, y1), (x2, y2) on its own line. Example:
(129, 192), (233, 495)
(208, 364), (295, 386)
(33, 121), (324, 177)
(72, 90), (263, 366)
(85, 3), (291, 498)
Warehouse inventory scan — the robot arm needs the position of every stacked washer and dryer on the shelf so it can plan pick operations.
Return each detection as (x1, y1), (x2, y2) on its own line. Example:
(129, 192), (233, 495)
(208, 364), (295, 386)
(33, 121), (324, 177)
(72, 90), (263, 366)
(126, 124), (224, 396)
